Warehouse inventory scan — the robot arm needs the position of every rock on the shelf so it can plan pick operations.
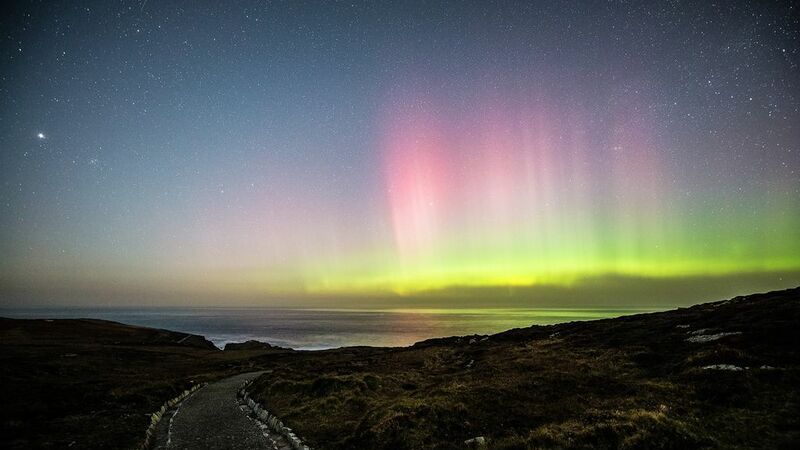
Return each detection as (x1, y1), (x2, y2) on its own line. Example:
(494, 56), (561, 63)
(702, 364), (745, 371)
(223, 340), (276, 351)
(687, 328), (710, 335)
(174, 333), (218, 350)
(686, 332), (742, 343)
(465, 436), (487, 448)
(283, 433), (303, 450)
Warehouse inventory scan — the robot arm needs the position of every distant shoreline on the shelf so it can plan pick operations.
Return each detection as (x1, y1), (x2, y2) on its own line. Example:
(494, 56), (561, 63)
(0, 305), (662, 351)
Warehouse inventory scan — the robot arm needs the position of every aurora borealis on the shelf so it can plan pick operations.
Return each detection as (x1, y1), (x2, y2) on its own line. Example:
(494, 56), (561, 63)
(1, 1), (799, 307)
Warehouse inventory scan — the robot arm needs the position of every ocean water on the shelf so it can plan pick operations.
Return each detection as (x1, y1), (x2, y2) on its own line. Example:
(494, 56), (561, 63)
(0, 307), (658, 350)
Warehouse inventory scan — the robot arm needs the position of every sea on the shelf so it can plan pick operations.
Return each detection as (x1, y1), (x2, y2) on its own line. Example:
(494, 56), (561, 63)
(0, 307), (659, 350)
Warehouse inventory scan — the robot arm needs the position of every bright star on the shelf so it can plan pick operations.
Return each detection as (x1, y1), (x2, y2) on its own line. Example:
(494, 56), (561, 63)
(37, 132), (45, 139)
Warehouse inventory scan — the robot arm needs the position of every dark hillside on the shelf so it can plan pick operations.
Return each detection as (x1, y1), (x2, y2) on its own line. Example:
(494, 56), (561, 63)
(2, 288), (797, 449)
(0, 318), (284, 449)
(246, 288), (800, 450)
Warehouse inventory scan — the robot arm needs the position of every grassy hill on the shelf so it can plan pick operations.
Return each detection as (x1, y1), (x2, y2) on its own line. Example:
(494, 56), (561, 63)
(0, 318), (289, 449)
(244, 288), (800, 449)
(1, 287), (798, 449)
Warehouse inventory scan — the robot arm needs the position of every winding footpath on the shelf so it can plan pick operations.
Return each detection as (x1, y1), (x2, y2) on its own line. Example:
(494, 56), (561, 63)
(153, 372), (292, 450)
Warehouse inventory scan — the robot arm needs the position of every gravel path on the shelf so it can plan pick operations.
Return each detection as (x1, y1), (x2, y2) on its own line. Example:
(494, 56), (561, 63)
(153, 372), (291, 450)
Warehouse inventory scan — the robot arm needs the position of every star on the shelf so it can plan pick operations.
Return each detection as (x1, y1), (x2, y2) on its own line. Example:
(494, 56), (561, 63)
(37, 132), (45, 139)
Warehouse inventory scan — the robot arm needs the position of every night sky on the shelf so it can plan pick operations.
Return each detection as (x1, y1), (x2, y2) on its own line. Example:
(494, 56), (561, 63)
(1, 1), (798, 307)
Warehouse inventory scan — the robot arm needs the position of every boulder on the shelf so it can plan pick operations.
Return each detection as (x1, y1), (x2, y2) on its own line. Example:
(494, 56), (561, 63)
(223, 340), (276, 351)
(465, 436), (487, 448)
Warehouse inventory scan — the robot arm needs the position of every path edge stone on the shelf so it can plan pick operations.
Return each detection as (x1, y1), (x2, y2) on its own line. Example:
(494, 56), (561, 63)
(138, 382), (206, 450)
(238, 378), (312, 450)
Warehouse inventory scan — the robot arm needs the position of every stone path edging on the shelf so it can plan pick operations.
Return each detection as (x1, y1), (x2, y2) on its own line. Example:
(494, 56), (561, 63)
(138, 383), (206, 449)
(238, 379), (311, 450)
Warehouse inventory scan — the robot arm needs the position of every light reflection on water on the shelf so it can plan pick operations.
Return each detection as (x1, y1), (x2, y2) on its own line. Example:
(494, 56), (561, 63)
(0, 307), (659, 350)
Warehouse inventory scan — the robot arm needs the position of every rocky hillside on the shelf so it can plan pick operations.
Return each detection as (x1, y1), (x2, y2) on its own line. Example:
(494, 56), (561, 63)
(245, 288), (800, 449)
(0, 318), (283, 449)
(2, 288), (797, 449)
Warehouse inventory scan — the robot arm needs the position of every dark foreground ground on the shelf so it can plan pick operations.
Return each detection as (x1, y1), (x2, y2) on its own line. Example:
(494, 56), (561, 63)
(0, 318), (291, 449)
(2, 287), (799, 449)
(245, 288), (800, 450)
